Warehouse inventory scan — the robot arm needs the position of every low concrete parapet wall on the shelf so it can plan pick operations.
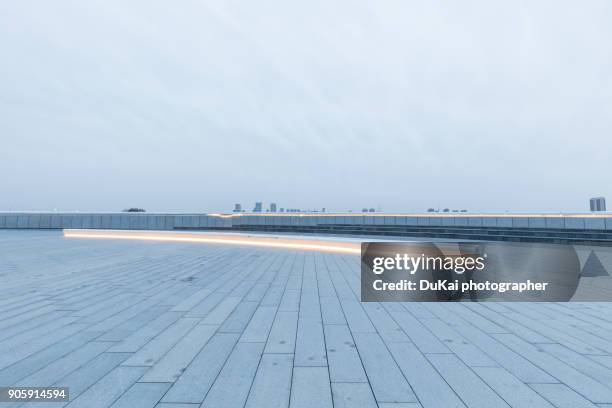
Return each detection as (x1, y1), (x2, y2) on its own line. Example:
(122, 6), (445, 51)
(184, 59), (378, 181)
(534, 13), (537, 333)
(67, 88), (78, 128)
(0, 213), (232, 230)
(2, 212), (612, 244)
(231, 214), (612, 230)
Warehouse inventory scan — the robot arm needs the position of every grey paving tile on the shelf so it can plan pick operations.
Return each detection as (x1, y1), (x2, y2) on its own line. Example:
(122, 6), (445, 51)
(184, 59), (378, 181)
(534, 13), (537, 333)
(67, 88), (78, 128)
(186, 292), (226, 317)
(161, 333), (240, 404)
(86, 298), (160, 333)
(218, 301), (258, 333)
(0, 330), (101, 385)
(385, 341), (466, 408)
(475, 304), (553, 343)
(530, 383), (599, 408)
(240, 306), (277, 343)
(0, 310), (68, 342)
(295, 315), (327, 366)
(19, 353), (132, 408)
(290, 366), (333, 408)
(331, 382), (378, 408)
(16, 341), (114, 387)
(495, 306), (606, 355)
(201, 342), (264, 408)
(420, 318), (498, 367)
(122, 318), (200, 367)
(140, 324), (217, 382)
(454, 304), (508, 334)
(0, 305), (57, 331)
(362, 302), (407, 342)
(65, 366), (147, 408)
(110, 382), (171, 408)
(427, 354), (510, 408)
(261, 285), (285, 307)
(0, 323), (88, 370)
(320, 296), (346, 325)
(340, 300), (377, 333)
(245, 283), (270, 302)
(96, 306), (169, 342)
(170, 288), (212, 312)
(353, 332), (416, 403)
(294, 289), (327, 366)
(264, 311), (298, 354)
(108, 312), (183, 353)
(434, 308), (558, 383)
(324, 324), (368, 382)
(201, 296), (241, 325)
(279, 289), (301, 312)
(473, 367), (556, 408)
(538, 343), (612, 386)
(493, 333), (612, 403)
(591, 355), (612, 370)
(384, 305), (449, 354)
(0, 316), (77, 351)
(245, 354), (293, 408)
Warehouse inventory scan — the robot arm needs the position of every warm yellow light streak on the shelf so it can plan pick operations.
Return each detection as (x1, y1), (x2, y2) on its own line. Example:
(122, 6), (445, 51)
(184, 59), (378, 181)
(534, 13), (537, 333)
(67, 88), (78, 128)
(63, 230), (361, 255)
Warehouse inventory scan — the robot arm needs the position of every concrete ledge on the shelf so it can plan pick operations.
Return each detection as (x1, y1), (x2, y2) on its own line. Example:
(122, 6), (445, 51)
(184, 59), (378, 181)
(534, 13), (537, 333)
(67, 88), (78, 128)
(2, 212), (612, 244)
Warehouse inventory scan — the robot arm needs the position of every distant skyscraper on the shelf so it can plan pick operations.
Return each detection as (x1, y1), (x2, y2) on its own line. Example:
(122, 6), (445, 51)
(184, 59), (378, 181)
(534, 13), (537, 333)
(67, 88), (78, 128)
(270, 203), (277, 212)
(590, 197), (606, 212)
(253, 202), (262, 212)
(233, 203), (242, 212)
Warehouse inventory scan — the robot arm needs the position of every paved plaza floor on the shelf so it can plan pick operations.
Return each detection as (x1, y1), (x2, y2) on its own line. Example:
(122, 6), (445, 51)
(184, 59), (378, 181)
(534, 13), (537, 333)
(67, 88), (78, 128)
(1, 230), (612, 408)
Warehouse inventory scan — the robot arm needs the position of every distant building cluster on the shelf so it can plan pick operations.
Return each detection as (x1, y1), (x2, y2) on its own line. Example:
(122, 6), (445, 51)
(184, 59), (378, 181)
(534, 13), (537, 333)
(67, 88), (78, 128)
(427, 208), (467, 213)
(232, 203), (472, 214)
(122, 208), (146, 212)
(590, 197), (606, 212)
(231, 199), (609, 214)
(232, 202), (326, 213)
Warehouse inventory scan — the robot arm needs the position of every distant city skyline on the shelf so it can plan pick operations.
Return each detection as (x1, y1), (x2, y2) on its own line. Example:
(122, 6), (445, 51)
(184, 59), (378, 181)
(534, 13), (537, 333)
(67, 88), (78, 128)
(1, 197), (609, 214)
(1, 1), (611, 213)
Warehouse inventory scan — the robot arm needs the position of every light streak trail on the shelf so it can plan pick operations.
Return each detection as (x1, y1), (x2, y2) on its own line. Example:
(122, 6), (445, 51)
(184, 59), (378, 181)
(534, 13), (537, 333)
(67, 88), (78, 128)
(63, 230), (361, 255)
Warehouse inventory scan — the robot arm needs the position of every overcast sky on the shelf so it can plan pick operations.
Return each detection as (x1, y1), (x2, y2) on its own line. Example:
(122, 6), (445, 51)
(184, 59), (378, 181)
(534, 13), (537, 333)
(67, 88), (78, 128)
(1, 0), (611, 213)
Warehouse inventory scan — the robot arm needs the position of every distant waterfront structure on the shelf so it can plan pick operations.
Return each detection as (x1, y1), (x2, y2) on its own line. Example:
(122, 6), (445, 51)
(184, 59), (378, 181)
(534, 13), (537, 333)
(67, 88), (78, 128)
(233, 203), (242, 212)
(270, 203), (277, 212)
(253, 202), (262, 212)
(590, 197), (607, 212)
(280, 208), (284, 212)
(123, 208), (146, 212)
(369, 208), (375, 212)
(362, 208), (368, 213)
